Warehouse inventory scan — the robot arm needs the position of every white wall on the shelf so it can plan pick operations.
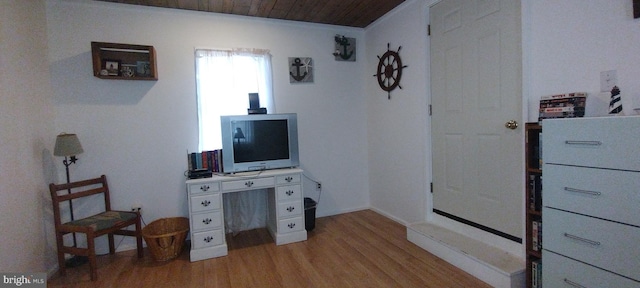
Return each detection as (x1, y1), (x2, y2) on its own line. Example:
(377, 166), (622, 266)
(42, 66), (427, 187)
(46, 0), (370, 253)
(365, 0), (430, 224)
(0, 0), (57, 273)
(528, 0), (640, 120)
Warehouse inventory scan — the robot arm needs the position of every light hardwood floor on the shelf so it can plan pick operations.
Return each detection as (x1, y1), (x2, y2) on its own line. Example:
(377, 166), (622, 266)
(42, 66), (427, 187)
(47, 210), (491, 287)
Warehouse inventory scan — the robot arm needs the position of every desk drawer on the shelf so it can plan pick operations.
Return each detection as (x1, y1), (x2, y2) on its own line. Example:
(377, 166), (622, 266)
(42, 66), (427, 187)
(543, 208), (640, 280)
(188, 182), (220, 194)
(276, 174), (301, 184)
(542, 117), (640, 171)
(192, 211), (223, 231)
(277, 201), (302, 218)
(190, 193), (221, 213)
(192, 229), (224, 249)
(276, 185), (301, 202)
(543, 250), (640, 287)
(277, 216), (304, 234)
(222, 177), (274, 191)
(543, 164), (640, 226)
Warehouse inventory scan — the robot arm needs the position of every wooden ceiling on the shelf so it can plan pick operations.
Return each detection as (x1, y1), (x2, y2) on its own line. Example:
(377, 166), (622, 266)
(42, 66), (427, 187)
(97, 0), (405, 28)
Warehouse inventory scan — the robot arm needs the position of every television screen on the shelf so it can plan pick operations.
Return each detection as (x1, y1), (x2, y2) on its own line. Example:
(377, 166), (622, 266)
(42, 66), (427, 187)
(220, 113), (299, 173)
(232, 119), (290, 163)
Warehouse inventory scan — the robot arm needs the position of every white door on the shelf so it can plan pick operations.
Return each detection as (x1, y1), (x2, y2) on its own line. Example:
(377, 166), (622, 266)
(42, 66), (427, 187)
(430, 0), (523, 240)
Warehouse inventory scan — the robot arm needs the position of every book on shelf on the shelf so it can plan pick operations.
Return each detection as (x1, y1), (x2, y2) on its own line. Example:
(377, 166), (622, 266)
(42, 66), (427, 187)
(531, 259), (542, 288)
(532, 220), (542, 252)
(188, 149), (223, 173)
(528, 174), (542, 211)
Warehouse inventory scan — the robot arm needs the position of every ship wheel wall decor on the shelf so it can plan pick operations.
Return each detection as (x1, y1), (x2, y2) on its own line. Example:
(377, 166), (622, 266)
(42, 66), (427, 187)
(374, 43), (408, 99)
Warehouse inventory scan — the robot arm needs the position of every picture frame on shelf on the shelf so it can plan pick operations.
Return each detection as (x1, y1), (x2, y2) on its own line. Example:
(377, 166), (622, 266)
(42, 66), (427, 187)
(136, 61), (151, 77)
(104, 59), (120, 76)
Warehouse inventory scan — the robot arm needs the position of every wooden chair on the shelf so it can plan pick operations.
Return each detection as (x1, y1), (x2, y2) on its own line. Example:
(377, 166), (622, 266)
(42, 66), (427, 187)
(49, 175), (143, 281)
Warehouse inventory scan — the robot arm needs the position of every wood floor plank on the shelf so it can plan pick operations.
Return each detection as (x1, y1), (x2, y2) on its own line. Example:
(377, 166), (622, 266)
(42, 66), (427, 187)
(47, 210), (491, 287)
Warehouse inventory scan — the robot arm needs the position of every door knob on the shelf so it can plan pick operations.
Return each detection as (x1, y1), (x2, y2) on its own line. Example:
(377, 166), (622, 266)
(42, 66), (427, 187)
(505, 120), (518, 130)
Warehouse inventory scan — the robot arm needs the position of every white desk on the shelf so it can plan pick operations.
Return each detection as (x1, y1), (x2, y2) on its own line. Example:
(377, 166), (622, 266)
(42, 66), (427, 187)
(185, 168), (307, 262)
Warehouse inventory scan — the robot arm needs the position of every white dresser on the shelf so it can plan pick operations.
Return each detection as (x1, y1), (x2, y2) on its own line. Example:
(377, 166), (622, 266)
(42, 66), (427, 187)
(542, 116), (640, 287)
(186, 168), (307, 262)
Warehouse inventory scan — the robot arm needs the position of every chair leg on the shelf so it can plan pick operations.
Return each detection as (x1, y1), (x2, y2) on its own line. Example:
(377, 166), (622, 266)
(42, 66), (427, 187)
(55, 232), (66, 276)
(86, 235), (98, 281)
(136, 216), (143, 258)
(108, 233), (115, 255)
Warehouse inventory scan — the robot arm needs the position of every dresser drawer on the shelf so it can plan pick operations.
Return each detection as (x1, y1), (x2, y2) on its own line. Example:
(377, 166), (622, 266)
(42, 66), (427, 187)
(277, 216), (304, 234)
(190, 193), (222, 213)
(543, 164), (640, 226)
(192, 229), (224, 249)
(277, 201), (302, 218)
(276, 174), (301, 185)
(276, 185), (301, 202)
(542, 117), (640, 171)
(543, 250), (640, 287)
(188, 182), (220, 194)
(543, 208), (640, 280)
(192, 211), (223, 231)
(222, 177), (274, 191)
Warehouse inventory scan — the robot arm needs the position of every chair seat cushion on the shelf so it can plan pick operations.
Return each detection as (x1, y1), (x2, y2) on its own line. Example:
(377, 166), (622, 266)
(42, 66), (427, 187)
(65, 211), (137, 231)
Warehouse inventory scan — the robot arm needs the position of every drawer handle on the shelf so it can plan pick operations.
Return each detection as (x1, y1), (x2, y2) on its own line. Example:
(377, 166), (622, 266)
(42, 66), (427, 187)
(204, 236), (213, 243)
(565, 140), (602, 146)
(288, 223), (296, 229)
(200, 185), (210, 192)
(201, 200), (211, 207)
(286, 190), (294, 196)
(245, 181), (254, 187)
(286, 206), (295, 212)
(563, 233), (601, 246)
(564, 187), (601, 196)
(285, 176), (293, 182)
(563, 278), (587, 288)
(202, 218), (212, 225)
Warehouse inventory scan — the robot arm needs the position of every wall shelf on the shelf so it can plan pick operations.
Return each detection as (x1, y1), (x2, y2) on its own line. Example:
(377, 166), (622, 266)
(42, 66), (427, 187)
(91, 42), (157, 80)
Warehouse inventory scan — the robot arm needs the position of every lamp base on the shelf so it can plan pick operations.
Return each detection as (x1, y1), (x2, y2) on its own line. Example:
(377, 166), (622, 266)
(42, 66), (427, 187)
(65, 255), (88, 268)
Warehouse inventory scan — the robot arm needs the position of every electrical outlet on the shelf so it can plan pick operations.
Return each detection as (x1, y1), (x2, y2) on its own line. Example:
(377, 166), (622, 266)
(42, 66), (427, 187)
(600, 70), (617, 92)
(316, 182), (322, 190)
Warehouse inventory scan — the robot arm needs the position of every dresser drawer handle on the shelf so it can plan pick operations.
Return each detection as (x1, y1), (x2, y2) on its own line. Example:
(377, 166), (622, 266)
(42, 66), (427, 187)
(285, 176), (293, 182)
(288, 223), (296, 229)
(245, 181), (254, 187)
(202, 218), (212, 225)
(201, 200), (211, 207)
(203, 236), (213, 243)
(563, 278), (587, 288)
(286, 190), (294, 196)
(286, 206), (295, 212)
(200, 185), (210, 192)
(563, 233), (601, 246)
(564, 187), (602, 196)
(565, 140), (602, 146)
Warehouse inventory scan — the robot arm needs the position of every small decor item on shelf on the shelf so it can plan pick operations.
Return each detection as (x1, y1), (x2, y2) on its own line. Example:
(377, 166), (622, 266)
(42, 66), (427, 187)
(538, 92), (587, 121)
(608, 86), (623, 114)
(289, 57), (313, 83)
(374, 43), (408, 100)
(104, 60), (120, 76)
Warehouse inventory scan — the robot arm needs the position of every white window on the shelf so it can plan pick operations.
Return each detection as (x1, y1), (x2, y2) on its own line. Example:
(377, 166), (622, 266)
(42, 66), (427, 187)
(195, 48), (274, 151)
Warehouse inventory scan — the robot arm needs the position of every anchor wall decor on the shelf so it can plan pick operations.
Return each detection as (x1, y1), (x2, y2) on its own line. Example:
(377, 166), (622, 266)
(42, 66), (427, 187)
(289, 57), (314, 83)
(333, 35), (356, 61)
(374, 43), (408, 99)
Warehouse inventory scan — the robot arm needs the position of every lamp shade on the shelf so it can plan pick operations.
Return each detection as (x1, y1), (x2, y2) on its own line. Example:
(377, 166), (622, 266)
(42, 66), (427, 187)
(54, 133), (84, 157)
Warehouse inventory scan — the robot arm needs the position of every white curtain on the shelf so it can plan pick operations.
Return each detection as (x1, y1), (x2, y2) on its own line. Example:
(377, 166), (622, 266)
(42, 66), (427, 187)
(195, 48), (274, 234)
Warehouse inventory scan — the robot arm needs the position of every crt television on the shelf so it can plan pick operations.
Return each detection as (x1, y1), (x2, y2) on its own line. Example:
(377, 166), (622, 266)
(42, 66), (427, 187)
(220, 113), (299, 173)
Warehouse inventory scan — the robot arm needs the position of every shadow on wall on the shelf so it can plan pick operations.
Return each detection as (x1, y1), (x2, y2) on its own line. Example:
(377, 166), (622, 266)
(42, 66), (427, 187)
(50, 52), (155, 106)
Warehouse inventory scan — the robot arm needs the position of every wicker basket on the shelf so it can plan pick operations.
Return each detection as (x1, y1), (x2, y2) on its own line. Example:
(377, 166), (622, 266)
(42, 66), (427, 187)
(142, 217), (189, 262)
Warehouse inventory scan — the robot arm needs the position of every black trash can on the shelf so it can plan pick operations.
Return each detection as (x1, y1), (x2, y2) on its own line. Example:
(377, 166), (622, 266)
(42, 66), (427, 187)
(304, 197), (317, 231)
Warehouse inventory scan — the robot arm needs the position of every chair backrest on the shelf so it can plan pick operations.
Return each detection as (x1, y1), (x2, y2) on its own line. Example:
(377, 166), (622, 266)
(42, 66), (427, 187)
(49, 175), (112, 226)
